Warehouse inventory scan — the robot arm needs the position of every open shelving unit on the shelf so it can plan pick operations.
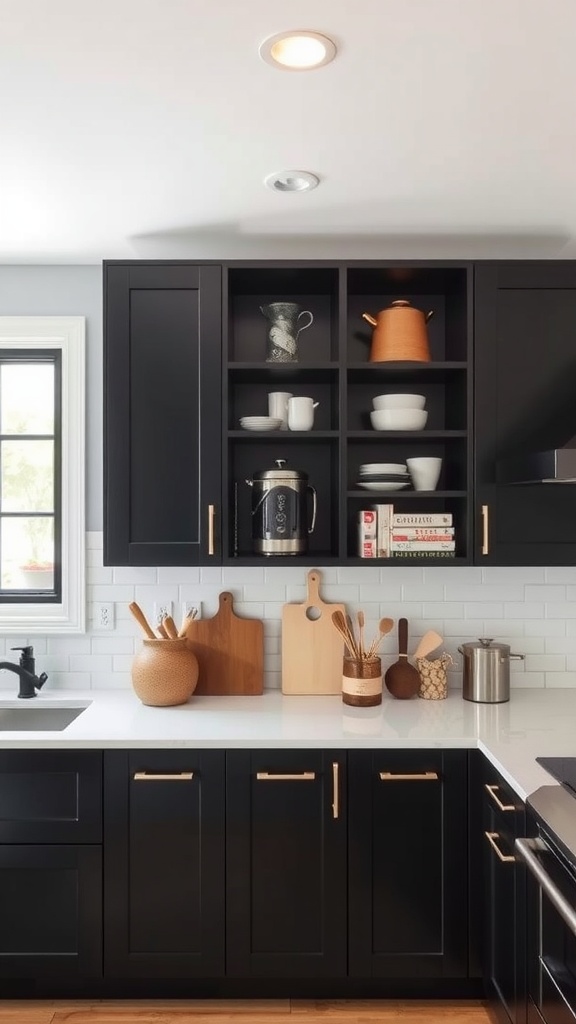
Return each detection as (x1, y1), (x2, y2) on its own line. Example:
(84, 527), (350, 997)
(222, 261), (473, 566)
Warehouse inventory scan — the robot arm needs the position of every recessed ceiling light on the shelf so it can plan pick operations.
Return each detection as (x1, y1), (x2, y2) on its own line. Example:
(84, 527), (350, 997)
(259, 31), (337, 71)
(264, 170), (320, 193)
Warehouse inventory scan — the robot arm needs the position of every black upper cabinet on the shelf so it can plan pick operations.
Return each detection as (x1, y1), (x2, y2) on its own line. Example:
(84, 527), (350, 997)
(348, 749), (468, 979)
(225, 749), (347, 978)
(104, 262), (222, 566)
(475, 262), (576, 565)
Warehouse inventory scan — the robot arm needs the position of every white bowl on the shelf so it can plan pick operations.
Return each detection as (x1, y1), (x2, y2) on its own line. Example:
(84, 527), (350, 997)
(240, 416), (283, 431)
(359, 463), (407, 474)
(372, 393), (426, 411)
(370, 409), (428, 431)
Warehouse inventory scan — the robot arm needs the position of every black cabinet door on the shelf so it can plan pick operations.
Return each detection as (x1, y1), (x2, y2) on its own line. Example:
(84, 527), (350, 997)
(0, 844), (101, 978)
(348, 749), (468, 978)
(104, 750), (225, 978)
(104, 262), (222, 566)
(475, 262), (576, 564)
(226, 750), (347, 978)
(0, 750), (102, 844)
(482, 765), (526, 1024)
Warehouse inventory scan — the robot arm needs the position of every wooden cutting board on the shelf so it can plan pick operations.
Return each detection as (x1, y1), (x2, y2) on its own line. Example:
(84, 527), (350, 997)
(184, 591), (263, 695)
(282, 569), (345, 695)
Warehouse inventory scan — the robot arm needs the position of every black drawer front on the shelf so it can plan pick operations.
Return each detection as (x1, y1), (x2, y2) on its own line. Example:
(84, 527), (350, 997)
(0, 751), (102, 843)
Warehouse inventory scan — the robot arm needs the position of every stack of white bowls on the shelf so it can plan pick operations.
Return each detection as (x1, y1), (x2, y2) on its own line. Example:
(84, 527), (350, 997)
(370, 393), (428, 431)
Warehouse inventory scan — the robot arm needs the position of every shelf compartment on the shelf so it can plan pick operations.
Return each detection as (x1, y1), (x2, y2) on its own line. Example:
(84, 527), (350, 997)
(347, 438), (468, 493)
(228, 379), (338, 431)
(227, 267), (339, 363)
(347, 490), (469, 561)
(347, 376), (467, 431)
(346, 265), (470, 364)
(347, 430), (467, 439)
(225, 439), (340, 561)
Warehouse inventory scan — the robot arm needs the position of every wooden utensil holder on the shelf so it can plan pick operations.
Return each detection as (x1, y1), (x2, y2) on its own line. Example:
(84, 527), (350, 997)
(342, 657), (382, 707)
(131, 638), (199, 707)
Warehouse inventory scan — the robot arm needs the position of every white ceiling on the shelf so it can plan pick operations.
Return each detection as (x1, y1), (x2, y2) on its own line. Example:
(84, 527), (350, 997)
(2, 0), (576, 262)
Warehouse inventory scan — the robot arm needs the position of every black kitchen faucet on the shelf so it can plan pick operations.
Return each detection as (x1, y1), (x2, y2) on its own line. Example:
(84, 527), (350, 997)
(0, 645), (48, 699)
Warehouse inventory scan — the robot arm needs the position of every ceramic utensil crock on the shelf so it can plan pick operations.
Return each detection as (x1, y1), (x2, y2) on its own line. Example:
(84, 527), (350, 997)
(131, 638), (199, 706)
(458, 638), (524, 704)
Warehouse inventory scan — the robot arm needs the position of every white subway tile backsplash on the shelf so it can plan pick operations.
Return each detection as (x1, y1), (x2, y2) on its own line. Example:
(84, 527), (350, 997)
(9, 533), (576, 693)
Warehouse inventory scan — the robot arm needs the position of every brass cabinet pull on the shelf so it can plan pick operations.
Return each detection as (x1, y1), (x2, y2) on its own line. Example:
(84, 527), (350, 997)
(133, 772), (194, 781)
(256, 772), (315, 781)
(379, 771), (439, 781)
(208, 504), (216, 556)
(332, 761), (339, 820)
(485, 830), (515, 863)
(481, 504), (489, 556)
(485, 783), (515, 812)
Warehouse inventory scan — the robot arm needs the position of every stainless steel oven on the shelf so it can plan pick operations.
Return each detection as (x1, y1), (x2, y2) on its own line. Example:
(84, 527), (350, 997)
(519, 784), (576, 1024)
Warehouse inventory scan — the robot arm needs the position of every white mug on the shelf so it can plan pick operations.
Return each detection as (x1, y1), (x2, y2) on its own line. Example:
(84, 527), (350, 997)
(268, 391), (293, 429)
(406, 457), (442, 492)
(288, 396), (319, 431)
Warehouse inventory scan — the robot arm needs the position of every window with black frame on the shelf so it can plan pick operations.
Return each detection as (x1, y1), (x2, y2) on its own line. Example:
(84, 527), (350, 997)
(0, 351), (61, 602)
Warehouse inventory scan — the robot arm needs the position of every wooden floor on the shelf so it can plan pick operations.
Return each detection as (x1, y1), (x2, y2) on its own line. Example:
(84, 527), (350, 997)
(0, 999), (492, 1024)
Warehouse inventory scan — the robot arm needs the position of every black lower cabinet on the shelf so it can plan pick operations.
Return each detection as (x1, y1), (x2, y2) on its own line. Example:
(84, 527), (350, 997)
(0, 844), (101, 978)
(226, 750), (347, 978)
(348, 749), (468, 978)
(104, 750), (225, 978)
(481, 759), (526, 1024)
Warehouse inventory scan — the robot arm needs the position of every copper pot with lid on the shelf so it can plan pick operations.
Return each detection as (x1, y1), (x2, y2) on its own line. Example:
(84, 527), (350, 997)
(457, 638), (524, 704)
(361, 299), (433, 363)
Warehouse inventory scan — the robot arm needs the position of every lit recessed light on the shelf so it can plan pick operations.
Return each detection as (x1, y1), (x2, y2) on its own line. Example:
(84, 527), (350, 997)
(259, 31), (337, 71)
(264, 170), (320, 193)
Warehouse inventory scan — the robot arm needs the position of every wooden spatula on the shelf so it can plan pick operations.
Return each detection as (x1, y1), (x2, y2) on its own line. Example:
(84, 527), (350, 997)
(414, 630), (443, 660)
(384, 618), (420, 699)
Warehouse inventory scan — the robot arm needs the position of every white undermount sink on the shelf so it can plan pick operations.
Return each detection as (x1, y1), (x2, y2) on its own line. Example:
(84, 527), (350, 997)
(0, 700), (91, 731)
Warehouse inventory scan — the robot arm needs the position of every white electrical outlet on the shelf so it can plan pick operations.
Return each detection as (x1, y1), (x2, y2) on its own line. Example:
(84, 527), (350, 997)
(94, 602), (115, 631)
(153, 600), (173, 626)
(182, 600), (202, 621)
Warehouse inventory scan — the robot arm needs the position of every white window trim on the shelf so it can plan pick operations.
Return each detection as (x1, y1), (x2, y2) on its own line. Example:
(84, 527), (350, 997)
(0, 316), (85, 634)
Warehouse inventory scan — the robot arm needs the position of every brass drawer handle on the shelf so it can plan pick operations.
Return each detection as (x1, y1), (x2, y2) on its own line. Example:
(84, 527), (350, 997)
(481, 504), (489, 556)
(133, 772), (194, 781)
(485, 830), (515, 863)
(379, 771), (439, 781)
(256, 772), (315, 781)
(208, 504), (216, 556)
(485, 783), (515, 812)
(332, 762), (339, 820)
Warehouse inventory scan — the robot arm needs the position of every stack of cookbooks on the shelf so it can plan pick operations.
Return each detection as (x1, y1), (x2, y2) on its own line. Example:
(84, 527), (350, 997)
(362, 505), (456, 558)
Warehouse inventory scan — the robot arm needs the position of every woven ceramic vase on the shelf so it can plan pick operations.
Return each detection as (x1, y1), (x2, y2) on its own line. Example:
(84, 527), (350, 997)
(131, 638), (199, 707)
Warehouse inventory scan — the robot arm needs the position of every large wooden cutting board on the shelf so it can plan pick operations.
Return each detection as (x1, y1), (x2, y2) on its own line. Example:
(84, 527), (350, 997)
(282, 569), (345, 695)
(185, 592), (263, 695)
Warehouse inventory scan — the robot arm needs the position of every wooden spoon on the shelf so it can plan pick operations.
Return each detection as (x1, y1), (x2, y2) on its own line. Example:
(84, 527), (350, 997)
(162, 615), (179, 639)
(128, 601), (156, 639)
(357, 610), (365, 659)
(414, 630), (443, 660)
(331, 610), (359, 660)
(384, 618), (420, 699)
(367, 617), (394, 659)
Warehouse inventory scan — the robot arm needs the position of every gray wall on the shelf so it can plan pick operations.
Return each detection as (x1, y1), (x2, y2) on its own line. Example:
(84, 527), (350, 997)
(0, 265), (102, 529)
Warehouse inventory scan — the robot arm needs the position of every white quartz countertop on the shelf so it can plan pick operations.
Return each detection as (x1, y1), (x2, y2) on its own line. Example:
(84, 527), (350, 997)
(1, 687), (575, 800)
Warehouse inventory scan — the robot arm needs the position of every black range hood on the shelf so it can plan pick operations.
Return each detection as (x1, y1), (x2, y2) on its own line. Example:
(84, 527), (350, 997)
(498, 437), (576, 484)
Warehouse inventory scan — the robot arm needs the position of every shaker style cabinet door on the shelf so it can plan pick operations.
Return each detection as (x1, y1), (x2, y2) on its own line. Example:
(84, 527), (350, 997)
(226, 750), (347, 978)
(348, 749), (468, 978)
(104, 262), (222, 565)
(474, 262), (576, 564)
(104, 750), (225, 978)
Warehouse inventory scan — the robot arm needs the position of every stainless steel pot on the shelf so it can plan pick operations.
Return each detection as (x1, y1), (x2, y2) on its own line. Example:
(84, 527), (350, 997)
(457, 638), (524, 704)
(245, 459), (317, 556)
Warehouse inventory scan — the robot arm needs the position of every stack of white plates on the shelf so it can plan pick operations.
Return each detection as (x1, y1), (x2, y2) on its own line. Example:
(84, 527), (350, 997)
(357, 462), (410, 492)
(239, 416), (283, 431)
